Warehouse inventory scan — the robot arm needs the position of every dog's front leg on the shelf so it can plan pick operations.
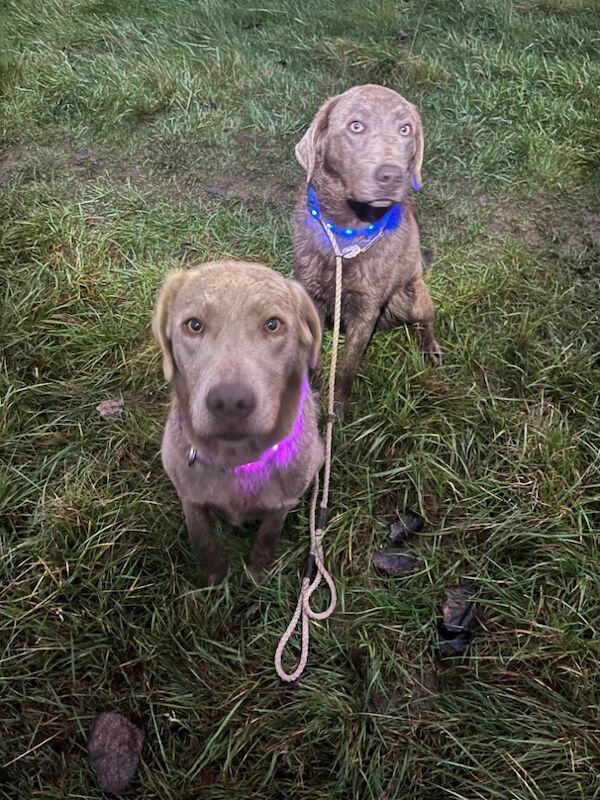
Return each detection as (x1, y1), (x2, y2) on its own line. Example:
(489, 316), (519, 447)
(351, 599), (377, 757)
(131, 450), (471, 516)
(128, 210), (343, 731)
(248, 509), (288, 580)
(182, 502), (228, 587)
(335, 313), (378, 418)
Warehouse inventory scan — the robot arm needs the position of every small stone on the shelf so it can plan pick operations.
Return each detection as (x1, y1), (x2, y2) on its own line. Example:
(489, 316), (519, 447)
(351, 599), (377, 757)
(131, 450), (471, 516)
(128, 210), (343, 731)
(205, 185), (227, 198)
(89, 712), (144, 794)
(96, 398), (124, 421)
(388, 510), (424, 545)
(395, 30), (410, 43)
(372, 547), (422, 576)
(74, 150), (95, 163)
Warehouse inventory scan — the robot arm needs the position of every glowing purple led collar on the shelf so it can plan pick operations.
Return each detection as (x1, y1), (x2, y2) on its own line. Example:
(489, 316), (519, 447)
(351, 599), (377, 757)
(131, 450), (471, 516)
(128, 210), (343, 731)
(187, 378), (309, 493)
(233, 377), (308, 477)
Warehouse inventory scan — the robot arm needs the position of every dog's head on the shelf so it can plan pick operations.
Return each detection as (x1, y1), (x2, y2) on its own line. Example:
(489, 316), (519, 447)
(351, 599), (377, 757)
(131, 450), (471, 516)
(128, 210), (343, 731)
(296, 84), (423, 212)
(152, 261), (321, 465)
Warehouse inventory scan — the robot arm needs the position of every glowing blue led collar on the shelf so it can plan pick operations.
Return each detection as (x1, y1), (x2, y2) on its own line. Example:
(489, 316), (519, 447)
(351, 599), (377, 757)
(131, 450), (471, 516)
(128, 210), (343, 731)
(307, 185), (403, 244)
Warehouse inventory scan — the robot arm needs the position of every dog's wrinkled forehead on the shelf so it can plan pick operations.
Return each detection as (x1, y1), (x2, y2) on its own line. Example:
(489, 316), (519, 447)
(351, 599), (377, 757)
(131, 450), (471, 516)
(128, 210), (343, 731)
(174, 264), (292, 320)
(330, 85), (416, 126)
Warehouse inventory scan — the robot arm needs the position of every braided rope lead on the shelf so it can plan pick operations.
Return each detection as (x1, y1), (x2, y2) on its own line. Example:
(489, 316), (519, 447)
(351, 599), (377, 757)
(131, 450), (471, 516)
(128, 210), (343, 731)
(274, 223), (346, 682)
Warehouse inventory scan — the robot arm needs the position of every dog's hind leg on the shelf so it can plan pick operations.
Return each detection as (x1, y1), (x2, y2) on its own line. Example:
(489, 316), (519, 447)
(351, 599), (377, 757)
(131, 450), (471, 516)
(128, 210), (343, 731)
(383, 278), (442, 365)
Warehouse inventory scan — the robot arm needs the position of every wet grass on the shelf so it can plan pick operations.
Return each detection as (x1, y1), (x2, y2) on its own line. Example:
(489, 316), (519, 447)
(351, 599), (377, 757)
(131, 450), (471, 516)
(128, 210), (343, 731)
(1, 0), (599, 798)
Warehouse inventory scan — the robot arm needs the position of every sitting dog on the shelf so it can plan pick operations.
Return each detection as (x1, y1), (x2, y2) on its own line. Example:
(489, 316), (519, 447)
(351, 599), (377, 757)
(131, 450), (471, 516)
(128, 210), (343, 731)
(293, 84), (442, 416)
(152, 261), (324, 586)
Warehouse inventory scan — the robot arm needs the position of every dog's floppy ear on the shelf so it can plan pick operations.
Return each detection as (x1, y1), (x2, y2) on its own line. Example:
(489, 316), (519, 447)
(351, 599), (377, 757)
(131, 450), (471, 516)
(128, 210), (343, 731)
(295, 96), (339, 184)
(152, 270), (188, 382)
(411, 103), (424, 189)
(287, 279), (322, 371)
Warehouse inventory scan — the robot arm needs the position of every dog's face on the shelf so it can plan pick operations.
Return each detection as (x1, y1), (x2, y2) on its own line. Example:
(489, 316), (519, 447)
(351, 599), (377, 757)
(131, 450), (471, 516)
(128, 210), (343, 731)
(153, 262), (321, 465)
(296, 84), (424, 210)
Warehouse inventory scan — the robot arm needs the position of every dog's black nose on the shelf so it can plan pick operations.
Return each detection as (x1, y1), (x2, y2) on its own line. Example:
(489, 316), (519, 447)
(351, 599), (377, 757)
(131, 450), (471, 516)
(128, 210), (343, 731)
(374, 163), (403, 187)
(206, 382), (257, 421)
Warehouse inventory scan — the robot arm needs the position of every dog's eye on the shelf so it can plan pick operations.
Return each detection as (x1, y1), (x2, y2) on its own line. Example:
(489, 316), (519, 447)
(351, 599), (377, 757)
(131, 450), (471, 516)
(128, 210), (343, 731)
(349, 120), (365, 133)
(185, 318), (204, 334)
(400, 124), (411, 136)
(265, 317), (282, 333)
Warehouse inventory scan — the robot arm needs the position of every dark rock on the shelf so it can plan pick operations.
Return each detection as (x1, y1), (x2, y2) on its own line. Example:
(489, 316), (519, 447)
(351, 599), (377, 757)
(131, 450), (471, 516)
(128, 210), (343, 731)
(388, 510), (424, 544)
(89, 712), (144, 794)
(372, 547), (422, 576)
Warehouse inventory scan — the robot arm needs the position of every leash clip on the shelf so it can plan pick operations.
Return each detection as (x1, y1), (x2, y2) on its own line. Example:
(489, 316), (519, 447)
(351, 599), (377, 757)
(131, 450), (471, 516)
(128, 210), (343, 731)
(341, 243), (363, 259)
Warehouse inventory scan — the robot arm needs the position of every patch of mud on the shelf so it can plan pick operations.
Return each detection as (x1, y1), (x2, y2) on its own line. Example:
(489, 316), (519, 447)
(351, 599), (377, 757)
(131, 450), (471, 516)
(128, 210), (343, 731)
(0, 138), (295, 211)
(486, 192), (599, 266)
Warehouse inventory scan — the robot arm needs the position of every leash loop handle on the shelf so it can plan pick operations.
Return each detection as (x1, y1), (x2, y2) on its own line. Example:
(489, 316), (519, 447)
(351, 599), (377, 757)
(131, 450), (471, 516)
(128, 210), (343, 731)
(274, 221), (347, 682)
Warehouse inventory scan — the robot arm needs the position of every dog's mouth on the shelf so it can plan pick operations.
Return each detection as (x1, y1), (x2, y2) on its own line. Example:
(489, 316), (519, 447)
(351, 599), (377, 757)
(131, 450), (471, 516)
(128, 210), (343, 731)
(212, 428), (249, 442)
(346, 198), (396, 223)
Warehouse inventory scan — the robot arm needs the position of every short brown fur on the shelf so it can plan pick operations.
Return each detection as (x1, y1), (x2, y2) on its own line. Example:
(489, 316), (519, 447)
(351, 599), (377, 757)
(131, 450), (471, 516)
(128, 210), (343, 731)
(153, 261), (324, 585)
(293, 84), (441, 415)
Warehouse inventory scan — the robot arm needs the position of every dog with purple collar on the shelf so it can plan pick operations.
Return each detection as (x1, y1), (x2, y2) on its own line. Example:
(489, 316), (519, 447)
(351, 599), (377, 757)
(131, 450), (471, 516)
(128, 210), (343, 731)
(152, 261), (324, 586)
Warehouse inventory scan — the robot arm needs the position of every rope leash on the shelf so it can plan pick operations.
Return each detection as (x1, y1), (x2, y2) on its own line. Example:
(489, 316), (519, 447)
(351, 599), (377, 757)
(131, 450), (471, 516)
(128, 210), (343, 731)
(274, 219), (379, 682)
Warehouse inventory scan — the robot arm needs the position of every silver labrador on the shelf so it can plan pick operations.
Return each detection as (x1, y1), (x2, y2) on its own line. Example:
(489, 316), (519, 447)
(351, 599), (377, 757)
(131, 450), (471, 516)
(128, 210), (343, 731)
(293, 84), (442, 416)
(153, 261), (324, 586)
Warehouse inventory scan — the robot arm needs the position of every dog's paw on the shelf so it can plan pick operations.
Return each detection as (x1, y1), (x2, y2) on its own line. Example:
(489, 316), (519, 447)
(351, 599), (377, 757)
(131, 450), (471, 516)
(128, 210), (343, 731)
(332, 396), (348, 423)
(424, 341), (443, 366)
(246, 553), (275, 583)
(196, 554), (228, 587)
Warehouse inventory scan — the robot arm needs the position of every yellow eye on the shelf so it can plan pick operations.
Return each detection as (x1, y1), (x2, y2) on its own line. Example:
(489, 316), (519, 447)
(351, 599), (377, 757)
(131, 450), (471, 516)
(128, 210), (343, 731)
(349, 120), (365, 133)
(400, 124), (411, 136)
(185, 318), (204, 334)
(265, 317), (282, 332)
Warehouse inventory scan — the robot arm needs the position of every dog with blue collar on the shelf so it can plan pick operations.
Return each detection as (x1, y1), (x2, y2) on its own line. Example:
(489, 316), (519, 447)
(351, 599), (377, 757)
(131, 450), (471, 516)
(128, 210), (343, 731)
(293, 84), (442, 418)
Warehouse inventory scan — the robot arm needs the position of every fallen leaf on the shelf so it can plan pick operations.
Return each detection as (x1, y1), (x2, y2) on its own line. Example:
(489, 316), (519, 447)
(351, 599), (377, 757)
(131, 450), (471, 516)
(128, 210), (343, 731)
(442, 583), (483, 632)
(89, 712), (144, 794)
(437, 583), (485, 658)
(437, 627), (473, 658)
(388, 510), (424, 545)
(372, 547), (422, 576)
(96, 398), (124, 421)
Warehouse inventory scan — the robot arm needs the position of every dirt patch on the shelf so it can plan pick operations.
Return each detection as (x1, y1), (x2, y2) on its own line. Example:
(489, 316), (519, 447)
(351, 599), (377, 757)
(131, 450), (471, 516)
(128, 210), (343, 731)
(188, 170), (296, 209)
(429, 187), (600, 267)
(0, 138), (295, 213)
(584, 210), (600, 249)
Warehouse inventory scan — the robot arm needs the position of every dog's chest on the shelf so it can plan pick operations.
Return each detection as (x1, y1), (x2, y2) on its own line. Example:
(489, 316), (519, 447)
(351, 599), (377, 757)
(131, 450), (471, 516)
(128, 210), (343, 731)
(205, 468), (310, 526)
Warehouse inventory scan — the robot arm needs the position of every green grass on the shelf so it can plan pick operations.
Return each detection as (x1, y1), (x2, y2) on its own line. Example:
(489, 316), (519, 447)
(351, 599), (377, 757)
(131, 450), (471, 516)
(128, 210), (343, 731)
(1, 0), (599, 797)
